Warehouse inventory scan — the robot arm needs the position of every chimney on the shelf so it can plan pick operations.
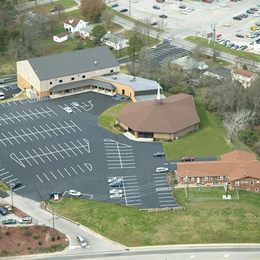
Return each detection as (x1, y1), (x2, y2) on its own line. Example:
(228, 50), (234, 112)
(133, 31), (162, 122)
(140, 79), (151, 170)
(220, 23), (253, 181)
(157, 82), (161, 101)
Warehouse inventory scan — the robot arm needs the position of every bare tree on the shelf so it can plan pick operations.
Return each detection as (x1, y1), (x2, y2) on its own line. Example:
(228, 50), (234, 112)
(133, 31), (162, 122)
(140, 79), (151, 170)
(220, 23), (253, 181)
(224, 110), (255, 143)
(101, 8), (114, 29)
(81, 0), (105, 22)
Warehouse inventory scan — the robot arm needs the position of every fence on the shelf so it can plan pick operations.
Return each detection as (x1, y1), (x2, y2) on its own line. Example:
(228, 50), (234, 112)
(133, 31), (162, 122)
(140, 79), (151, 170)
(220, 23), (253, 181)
(140, 206), (185, 213)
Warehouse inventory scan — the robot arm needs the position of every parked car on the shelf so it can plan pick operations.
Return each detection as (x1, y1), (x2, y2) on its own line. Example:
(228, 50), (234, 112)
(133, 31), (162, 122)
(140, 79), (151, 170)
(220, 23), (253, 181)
(155, 167), (169, 173)
(3, 205), (12, 213)
(156, 0), (165, 2)
(19, 216), (32, 224)
(153, 5), (160, 10)
(0, 207), (9, 216)
(179, 4), (186, 9)
(150, 21), (158, 26)
(159, 14), (168, 18)
(111, 3), (119, 8)
(77, 235), (88, 248)
(110, 193), (124, 199)
(236, 34), (244, 38)
(10, 182), (23, 189)
(120, 8), (128, 13)
(68, 190), (81, 197)
(109, 189), (123, 194)
(109, 180), (123, 188)
(241, 13), (248, 18)
(181, 156), (195, 162)
(71, 102), (80, 107)
(153, 152), (165, 157)
(2, 219), (17, 225)
(64, 107), (73, 113)
(108, 177), (123, 183)
(49, 192), (62, 199)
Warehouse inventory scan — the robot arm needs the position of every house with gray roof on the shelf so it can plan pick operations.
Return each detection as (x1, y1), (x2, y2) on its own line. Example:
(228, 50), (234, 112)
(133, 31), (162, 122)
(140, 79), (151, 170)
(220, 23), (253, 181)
(17, 46), (120, 97)
(102, 32), (129, 50)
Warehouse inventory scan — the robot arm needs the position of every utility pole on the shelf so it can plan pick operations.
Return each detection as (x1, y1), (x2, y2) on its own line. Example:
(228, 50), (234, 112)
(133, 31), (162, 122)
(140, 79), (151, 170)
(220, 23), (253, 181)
(52, 210), (55, 230)
(128, 0), (131, 17)
(10, 184), (14, 208)
(211, 23), (217, 61)
(186, 174), (190, 203)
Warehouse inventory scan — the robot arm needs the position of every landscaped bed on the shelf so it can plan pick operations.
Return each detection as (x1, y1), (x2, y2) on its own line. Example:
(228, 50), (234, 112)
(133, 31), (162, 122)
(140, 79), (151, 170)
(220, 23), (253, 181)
(48, 188), (260, 246)
(0, 225), (68, 257)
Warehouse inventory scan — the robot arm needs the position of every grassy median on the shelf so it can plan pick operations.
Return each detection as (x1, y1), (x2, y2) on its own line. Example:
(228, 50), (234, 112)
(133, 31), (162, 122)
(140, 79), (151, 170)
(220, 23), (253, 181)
(48, 187), (260, 246)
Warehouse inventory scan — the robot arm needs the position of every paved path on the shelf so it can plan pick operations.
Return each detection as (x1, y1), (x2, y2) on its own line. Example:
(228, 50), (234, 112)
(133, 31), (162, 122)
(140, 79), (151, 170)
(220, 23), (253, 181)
(1, 194), (126, 254)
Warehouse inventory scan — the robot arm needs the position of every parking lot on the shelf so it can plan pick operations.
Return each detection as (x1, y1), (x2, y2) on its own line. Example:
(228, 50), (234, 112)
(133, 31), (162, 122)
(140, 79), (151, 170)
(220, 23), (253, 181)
(0, 92), (178, 209)
(112, 0), (260, 51)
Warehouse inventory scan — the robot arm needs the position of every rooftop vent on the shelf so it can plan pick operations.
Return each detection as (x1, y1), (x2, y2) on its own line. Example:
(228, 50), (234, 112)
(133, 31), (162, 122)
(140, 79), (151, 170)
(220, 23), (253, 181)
(94, 60), (98, 65)
(129, 76), (136, 82)
(112, 75), (117, 79)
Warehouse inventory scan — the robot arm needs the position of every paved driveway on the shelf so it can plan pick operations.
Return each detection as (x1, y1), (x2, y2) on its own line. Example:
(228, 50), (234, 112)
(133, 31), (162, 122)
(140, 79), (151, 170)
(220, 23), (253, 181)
(0, 92), (177, 209)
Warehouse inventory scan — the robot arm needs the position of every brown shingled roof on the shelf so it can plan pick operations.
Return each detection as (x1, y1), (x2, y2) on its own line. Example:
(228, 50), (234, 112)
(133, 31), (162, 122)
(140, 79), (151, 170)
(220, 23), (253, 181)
(64, 16), (81, 27)
(177, 150), (260, 181)
(116, 94), (200, 134)
(233, 68), (255, 78)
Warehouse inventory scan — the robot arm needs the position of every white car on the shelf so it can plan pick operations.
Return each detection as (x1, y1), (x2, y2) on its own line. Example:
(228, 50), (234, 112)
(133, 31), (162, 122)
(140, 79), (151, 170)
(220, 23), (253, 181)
(109, 189), (123, 194)
(77, 235), (88, 247)
(64, 107), (73, 113)
(155, 167), (169, 173)
(68, 190), (81, 197)
(108, 177), (123, 183)
(71, 102), (80, 107)
(110, 193), (124, 199)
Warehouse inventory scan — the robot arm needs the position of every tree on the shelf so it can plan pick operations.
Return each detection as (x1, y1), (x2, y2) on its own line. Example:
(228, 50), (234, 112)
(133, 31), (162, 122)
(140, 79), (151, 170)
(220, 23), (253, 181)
(91, 25), (106, 46)
(101, 8), (114, 29)
(128, 34), (143, 76)
(80, 0), (105, 22)
(224, 110), (255, 143)
(54, 4), (64, 18)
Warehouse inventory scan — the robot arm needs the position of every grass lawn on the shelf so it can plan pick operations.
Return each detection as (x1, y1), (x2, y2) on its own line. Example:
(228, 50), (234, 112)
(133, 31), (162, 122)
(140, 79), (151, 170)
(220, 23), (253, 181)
(98, 102), (129, 134)
(164, 100), (231, 160)
(0, 180), (8, 192)
(186, 36), (260, 62)
(48, 187), (260, 246)
(30, 0), (77, 13)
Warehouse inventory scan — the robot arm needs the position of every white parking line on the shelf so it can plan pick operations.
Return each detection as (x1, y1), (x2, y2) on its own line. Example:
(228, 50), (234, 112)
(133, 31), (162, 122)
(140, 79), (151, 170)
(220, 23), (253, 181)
(57, 169), (64, 178)
(43, 172), (50, 182)
(0, 171), (9, 177)
(6, 178), (17, 184)
(13, 185), (26, 192)
(64, 168), (71, 176)
(2, 175), (13, 180)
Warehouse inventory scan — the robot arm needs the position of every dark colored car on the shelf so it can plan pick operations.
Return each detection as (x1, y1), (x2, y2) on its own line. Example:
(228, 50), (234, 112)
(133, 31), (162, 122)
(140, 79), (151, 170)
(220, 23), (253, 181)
(156, 0), (165, 3)
(111, 3), (119, 8)
(179, 5), (186, 9)
(2, 219), (17, 225)
(109, 180), (123, 188)
(236, 34), (244, 38)
(181, 156), (195, 162)
(150, 21), (158, 26)
(233, 16), (241, 20)
(10, 182), (23, 189)
(153, 5), (160, 10)
(120, 8), (128, 13)
(153, 152), (165, 157)
(241, 13), (248, 18)
(0, 207), (9, 216)
(159, 14), (168, 18)
(49, 192), (62, 199)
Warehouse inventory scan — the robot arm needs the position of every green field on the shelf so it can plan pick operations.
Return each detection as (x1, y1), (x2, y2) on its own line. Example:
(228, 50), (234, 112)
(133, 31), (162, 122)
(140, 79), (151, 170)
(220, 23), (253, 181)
(163, 101), (231, 160)
(98, 102), (129, 134)
(48, 187), (260, 246)
(186, 36), (260, 62)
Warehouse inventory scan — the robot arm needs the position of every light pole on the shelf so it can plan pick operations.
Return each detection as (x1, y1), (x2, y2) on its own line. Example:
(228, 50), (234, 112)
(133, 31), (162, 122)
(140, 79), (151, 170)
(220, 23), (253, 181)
(128, 0), (131, 17)
(9, 183), (14, 209)
(185, 174), (190, 203)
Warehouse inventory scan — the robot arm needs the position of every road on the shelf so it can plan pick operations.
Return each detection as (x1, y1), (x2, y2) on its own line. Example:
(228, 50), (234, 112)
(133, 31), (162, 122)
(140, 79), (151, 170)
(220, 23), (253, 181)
(113, 16), (260, 69)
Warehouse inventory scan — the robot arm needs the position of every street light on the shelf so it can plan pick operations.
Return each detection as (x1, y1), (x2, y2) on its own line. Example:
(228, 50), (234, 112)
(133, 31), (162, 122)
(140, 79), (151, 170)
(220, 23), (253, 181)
(9, 183), (14, 209)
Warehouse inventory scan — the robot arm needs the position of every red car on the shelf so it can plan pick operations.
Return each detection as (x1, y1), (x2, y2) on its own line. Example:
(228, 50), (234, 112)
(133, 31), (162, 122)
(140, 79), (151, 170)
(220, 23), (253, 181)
(181, 156), (195, 162)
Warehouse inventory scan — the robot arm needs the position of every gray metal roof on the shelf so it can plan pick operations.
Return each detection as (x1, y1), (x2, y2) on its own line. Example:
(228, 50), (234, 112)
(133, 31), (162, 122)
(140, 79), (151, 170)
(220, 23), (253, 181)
(135, 94), (166, 102)
(97, 73), (162, 92)
(28, 46), (119, 80)
(50, 79), (115, 92)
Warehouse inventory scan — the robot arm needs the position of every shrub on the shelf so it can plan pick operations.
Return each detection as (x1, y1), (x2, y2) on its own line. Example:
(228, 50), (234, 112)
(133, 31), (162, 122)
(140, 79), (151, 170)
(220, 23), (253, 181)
(51, 237), (55, 241)
(38, 241), (42, 246)
(5, 231), (10, 236)
(239, 130), (258, 146)
(23, 231), (32, 237)
(33, 235), (40, 239)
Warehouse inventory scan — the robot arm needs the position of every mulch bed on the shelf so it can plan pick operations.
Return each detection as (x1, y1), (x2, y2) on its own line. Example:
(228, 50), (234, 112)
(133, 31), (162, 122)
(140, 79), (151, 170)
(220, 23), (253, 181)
(0, 225), (69, 257)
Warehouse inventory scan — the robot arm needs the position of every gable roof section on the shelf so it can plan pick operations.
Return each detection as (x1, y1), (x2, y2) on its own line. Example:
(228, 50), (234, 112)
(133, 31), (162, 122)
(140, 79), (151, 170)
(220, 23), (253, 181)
(64, 16), (81, 27)
(220, 150), (257, 162)
(27, 46), (119, 80)
(117, 94), (200, 133)
(232, 68), (255, 78)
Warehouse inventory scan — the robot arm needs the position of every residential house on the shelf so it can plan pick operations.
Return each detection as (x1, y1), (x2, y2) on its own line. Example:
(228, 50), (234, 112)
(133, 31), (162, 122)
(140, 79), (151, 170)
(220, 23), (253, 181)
(231, 68), (257, 88)
(203, 66), (231, 81)
(53, 33), (68, 43)
(102, 32), (129, 50)
(172, 56), (208, 71)
(79, 25), (93, 39)
(177, 150), (260, 192)
(64, 16), (87, 33)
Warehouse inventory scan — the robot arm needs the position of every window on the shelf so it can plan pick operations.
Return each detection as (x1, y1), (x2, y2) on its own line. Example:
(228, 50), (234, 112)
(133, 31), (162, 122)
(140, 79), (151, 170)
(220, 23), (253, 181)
(255, 188), (259, 192)
(246, 188), (250, 192)
(250, 181), (254, 186)
(50, 82), (53, 85)
(204, 177), (208, 181)
(59, 79), (63, 83)
(225, 176), (229, 180)
(235, 181), (239, 187)
(110, 70), (114, 73)
(191, 177), (194, 182)
(219, 176), (224, 180)
(257, 181), (259, 184)
(82, 75), (86, 79)
(71, 77), (75, 80)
